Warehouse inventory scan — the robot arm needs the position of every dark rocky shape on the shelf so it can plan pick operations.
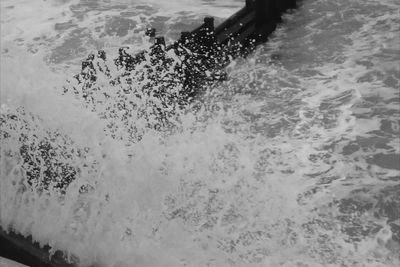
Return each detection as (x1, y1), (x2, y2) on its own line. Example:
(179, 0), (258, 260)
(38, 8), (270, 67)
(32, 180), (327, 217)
(0, 228), (77, 267)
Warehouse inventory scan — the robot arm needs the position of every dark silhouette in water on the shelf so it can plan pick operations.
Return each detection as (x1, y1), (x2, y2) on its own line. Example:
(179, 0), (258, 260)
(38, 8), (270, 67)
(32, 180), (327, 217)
(0, 229), (75, 267)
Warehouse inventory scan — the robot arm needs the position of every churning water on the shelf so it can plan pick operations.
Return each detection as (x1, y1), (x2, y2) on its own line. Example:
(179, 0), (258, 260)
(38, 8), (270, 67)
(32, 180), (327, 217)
(1, 0), (399, 266)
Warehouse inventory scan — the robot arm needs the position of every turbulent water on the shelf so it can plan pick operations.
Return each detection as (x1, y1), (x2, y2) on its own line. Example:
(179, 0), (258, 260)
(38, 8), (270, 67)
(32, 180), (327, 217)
(1, 0), (399, 266)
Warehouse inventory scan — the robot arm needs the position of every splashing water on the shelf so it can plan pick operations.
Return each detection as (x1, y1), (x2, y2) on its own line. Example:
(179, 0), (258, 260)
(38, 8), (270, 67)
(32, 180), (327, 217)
(1, 0), (399, 266)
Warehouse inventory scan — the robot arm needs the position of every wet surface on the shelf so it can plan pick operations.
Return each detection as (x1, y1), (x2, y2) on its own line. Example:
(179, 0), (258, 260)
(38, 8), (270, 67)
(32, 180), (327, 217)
(1, 0), (399, 266)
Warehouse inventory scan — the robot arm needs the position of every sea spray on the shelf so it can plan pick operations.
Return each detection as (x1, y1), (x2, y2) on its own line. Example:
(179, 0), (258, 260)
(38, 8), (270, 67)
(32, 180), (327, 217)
(1, 0), (399, 266)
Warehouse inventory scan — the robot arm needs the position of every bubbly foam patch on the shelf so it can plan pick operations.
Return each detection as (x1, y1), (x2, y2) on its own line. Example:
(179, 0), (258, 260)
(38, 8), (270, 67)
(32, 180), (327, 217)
(1, 0), (399, 266)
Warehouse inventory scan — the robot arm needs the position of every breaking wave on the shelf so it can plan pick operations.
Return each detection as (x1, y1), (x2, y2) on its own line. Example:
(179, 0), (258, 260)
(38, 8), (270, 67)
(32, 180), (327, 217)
(1, 0), (399, 266)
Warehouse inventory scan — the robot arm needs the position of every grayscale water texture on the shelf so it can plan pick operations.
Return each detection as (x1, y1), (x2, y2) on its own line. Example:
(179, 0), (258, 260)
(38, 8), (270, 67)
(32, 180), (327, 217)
(1, 0), (399, 266)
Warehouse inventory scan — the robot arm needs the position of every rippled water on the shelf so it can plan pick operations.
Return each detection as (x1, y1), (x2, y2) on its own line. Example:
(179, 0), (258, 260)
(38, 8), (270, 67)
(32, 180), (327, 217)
(1, 0), (399, 266)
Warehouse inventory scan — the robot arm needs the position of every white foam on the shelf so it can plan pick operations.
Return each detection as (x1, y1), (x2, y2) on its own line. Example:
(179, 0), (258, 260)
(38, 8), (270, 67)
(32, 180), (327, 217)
(1, 0), (399, 266)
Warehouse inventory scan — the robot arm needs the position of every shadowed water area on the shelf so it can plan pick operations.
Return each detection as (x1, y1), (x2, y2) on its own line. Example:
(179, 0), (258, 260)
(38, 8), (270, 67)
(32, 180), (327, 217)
(1, 0), (399, 266)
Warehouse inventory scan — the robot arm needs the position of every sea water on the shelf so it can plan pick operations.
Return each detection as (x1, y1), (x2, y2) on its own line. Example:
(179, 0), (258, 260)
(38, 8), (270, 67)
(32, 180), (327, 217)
(1, 0), (399, 266)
